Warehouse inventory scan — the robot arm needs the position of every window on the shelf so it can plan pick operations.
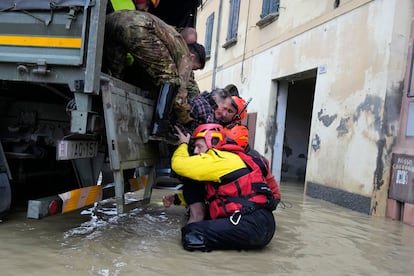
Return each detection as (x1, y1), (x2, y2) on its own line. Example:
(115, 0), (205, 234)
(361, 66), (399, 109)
(260, 0), (279, 18)
(223, 0), (240, 48)
(257, 0), (279, 28)
(204, 13), (214, 59)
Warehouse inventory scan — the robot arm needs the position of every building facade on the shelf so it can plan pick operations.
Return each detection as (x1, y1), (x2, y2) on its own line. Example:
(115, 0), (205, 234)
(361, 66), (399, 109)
(194, 0), (414, 216)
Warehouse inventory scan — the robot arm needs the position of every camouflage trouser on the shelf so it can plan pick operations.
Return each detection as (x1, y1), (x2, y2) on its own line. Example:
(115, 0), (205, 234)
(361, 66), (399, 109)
(174, 75), (200, 124)
(187, 75), (200, 100)
(104, 11), (196, 124)
(104, 11), (189, 89)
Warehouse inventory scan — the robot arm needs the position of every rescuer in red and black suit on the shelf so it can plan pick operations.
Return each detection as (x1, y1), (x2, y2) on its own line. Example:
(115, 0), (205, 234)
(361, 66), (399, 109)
(171, 123), (277, 252)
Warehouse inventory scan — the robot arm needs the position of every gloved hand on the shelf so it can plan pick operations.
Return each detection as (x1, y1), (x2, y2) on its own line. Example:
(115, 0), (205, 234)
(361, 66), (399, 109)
(267, 198), (280, 211)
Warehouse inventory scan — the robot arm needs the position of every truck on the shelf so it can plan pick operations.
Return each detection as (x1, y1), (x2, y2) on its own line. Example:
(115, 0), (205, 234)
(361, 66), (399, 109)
(0, 0), (198, 219)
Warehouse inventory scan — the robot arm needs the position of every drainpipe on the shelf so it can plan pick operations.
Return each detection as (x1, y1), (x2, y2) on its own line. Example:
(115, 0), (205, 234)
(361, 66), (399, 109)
(211, 0), (223, 89)
(407, 45), (414, 97)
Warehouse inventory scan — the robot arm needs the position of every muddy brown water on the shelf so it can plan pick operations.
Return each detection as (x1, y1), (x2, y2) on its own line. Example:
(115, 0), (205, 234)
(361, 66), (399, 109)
(1, 182), (413, 275)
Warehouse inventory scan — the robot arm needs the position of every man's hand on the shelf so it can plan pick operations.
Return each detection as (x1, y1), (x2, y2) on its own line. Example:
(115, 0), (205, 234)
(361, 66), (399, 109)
(174, 125), (190, 144)
(162, 194), (175, 208)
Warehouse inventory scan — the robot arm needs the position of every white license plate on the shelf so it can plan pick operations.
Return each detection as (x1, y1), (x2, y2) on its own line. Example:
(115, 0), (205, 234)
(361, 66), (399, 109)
(57, 140), (98, 160)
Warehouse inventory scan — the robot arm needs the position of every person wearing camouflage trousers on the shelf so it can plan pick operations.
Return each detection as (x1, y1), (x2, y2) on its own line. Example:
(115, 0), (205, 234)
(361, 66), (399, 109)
(103, 10), (205, 137)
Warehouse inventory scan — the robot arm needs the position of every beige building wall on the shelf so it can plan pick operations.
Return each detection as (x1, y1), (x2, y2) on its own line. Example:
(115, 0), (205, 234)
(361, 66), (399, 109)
(195, 0), (414, 216)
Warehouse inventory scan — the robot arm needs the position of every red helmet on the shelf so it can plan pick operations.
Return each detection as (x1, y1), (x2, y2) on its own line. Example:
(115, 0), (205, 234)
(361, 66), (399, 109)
(231, 96), (247, 121)
(225, 124), (249, 149)
(192, 123), (226, 148)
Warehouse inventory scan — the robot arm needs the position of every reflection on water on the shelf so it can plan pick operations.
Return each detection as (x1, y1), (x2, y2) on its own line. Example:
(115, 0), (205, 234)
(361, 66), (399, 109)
(1, 182), (414, 275)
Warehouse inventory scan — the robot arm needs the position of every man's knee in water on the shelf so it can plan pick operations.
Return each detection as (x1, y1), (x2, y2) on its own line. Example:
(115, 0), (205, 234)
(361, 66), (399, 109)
(181, 224), (210, 252)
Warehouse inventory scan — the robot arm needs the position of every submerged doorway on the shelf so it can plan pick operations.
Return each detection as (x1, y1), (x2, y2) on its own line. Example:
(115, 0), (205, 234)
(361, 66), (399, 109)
(272, 70), (316, 187)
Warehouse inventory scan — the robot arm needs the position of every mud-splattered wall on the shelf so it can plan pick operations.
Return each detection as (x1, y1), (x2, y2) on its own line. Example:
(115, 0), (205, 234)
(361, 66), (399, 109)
(195, 0), (413, 215)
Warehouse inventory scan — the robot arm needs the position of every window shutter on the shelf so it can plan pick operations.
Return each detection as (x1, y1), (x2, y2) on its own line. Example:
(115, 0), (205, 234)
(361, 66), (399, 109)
(270, 0), (279, 13)
(205, 13), (214, 57)
(231, 0), (240, 39)
(261, 0), (270, 18)
(226, 0), (240, 41)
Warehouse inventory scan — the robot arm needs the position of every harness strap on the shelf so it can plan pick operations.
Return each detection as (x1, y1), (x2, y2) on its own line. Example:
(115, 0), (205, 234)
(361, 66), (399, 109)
(220, 168), (250, 183)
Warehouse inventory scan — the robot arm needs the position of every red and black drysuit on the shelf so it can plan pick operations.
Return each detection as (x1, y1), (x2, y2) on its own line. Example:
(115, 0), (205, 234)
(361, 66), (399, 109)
(172, 143), (277, 251)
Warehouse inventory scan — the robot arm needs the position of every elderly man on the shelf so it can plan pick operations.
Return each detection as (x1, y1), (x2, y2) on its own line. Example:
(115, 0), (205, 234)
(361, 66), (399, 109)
(183, 88), (232, 132)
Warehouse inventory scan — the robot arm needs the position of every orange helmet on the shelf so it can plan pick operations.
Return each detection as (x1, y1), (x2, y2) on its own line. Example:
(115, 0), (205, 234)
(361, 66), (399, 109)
(192, 123), (226, 148)
(225, 124), (249, 149)
(231, 96), (247, 121)
(151, 0), (160, 7)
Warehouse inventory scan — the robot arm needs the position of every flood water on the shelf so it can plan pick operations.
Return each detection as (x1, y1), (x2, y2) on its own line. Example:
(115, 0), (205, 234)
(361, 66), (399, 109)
(1, 182), (414, 276)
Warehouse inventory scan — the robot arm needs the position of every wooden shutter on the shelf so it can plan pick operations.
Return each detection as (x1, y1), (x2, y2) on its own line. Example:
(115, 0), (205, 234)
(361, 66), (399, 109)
(205, 13), (214, 58)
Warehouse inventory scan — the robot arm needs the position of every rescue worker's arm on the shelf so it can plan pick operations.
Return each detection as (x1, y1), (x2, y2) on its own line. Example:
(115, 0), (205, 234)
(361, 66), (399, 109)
(262, 158), (281, 200)
(174, 193), (187, 206)
(265, 173), (281, 200)
(163, 193), (187, 207)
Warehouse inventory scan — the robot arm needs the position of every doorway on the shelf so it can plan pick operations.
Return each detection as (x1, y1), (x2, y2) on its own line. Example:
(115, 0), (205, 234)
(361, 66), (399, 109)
(272, 70), (316, 186)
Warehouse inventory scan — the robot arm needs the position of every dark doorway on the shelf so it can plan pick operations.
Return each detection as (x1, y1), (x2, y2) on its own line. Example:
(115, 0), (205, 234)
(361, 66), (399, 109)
(281, 77), (316, 184)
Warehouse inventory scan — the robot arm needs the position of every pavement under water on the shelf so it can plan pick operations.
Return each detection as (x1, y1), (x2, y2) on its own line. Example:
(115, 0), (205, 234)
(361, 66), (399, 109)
(1, 182), (413, 276)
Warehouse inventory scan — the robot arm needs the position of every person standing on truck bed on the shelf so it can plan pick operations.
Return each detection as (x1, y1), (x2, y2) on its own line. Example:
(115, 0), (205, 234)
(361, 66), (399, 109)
(103, 10), (206, 139)
(106, 0), (160, 89)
